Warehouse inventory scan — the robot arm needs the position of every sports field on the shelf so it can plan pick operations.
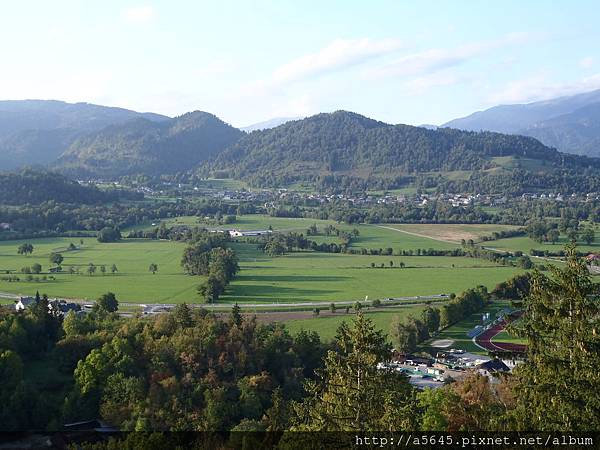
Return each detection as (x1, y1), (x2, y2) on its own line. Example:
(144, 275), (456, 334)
(420, 300), (513, 355)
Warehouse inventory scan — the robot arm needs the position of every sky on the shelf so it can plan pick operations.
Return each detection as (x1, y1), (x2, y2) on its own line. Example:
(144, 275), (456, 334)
(1, 1), (599, 127)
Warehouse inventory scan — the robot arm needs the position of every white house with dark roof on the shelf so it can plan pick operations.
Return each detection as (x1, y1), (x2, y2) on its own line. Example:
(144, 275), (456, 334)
(14, 296), (36, 311)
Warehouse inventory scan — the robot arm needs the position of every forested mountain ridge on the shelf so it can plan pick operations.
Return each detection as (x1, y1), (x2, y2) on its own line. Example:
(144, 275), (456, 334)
(55, 111), (244, 177)
(205, 110), (599, 189)
(0, 100), (169, 169)
(0, 170), (138, 205)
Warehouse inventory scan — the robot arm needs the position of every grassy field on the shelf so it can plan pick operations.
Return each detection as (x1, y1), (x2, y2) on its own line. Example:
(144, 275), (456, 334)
(226, 242), (522, 303)
(0, 216), (526, 306)
(127, 215), (469, 251)
(283, 305), (427, 341)
(489, 235), (600, 254)
(492, 329), (527, 345)
(420, 301), (512, 355)
(380, 223), (521, 244)
(492, 316), (526, 345)
(0, 237), (199, 303)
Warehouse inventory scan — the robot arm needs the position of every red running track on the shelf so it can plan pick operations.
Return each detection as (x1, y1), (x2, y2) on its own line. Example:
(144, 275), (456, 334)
(475, 317), (527, 353)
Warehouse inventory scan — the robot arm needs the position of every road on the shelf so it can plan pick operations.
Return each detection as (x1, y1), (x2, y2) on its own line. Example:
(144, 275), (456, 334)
(1, 290), (449, 312)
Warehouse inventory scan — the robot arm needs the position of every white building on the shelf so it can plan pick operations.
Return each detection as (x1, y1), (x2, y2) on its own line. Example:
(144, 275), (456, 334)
(14, 296), (36, 311)
(228, 229), (273, 237)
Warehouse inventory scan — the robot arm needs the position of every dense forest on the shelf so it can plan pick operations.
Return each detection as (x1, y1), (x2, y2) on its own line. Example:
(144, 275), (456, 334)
(0, 170), (140, 206)
(55, 112), (243, 178)
(205, 111), (600, 191)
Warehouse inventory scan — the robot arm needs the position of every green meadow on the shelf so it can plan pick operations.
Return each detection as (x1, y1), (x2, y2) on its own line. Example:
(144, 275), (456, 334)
(489, 234), (600, 254)
(0, 216), (525, 305)
(225, 242), (522, 303)
(0, 237), (198, 303)
(283, 305), (428, 341)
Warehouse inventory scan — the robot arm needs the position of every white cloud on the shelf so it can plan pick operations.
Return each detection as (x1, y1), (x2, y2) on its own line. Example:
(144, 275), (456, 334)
(271, 38), (404, 84)
(122, 5), (156, 24)
(489, 72), (600, 104)
(402, 72), (469, 94)
(580, 56), (594, 69)
(365, 33), (535, 80)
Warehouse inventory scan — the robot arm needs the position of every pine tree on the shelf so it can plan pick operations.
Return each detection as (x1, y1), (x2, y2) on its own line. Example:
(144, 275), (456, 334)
(172, 303), (193, 328)
(511, 245), (600, 431)
(230, 302), (243, 327)
(290, 313), (417, 431)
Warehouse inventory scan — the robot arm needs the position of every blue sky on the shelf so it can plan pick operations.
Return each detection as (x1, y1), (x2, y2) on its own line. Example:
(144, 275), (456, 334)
(1, 1), (599, 126)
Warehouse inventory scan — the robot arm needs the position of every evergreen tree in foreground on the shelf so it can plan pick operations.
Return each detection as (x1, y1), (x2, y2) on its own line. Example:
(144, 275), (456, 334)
(290, 312), (417, 431)
(511, 245), (600, 431)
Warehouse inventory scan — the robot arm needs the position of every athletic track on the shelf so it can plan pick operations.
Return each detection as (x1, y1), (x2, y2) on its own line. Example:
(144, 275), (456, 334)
(475, 314), (527, 353)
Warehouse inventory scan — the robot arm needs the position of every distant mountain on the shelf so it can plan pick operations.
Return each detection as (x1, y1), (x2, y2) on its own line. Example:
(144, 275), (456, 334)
(442, 89), (600, 156)
(55, 111), (243, 178)
(519, 102), (600, 157)
(241, 117), (302, 132)
(206, 110), (600, 193)
(0, 100), (169, 170)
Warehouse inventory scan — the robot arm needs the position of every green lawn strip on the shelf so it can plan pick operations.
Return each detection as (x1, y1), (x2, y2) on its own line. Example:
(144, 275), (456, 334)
(489, 235), (599, 254)
(283, 305), (427, 341)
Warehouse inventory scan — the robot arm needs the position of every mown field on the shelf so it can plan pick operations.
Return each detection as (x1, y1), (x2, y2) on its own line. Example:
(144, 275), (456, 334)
(0, 237), (198, 303)
(383, 223), (521, 244)
(489, 234), (600, 254)
(283, 305), (428, 341)
(226, 242), (522, 303)
(1, 216), (525, 305)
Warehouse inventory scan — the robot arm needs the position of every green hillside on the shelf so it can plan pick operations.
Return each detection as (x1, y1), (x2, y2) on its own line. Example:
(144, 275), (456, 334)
(206, 111), (600, 192)
(56, 111), (243, 177)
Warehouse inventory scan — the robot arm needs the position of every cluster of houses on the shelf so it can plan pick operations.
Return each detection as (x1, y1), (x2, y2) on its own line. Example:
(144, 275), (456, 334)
(379, 350), (512, 389)
(14, 296), (82, 316)
(521, 191), (600, 202)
